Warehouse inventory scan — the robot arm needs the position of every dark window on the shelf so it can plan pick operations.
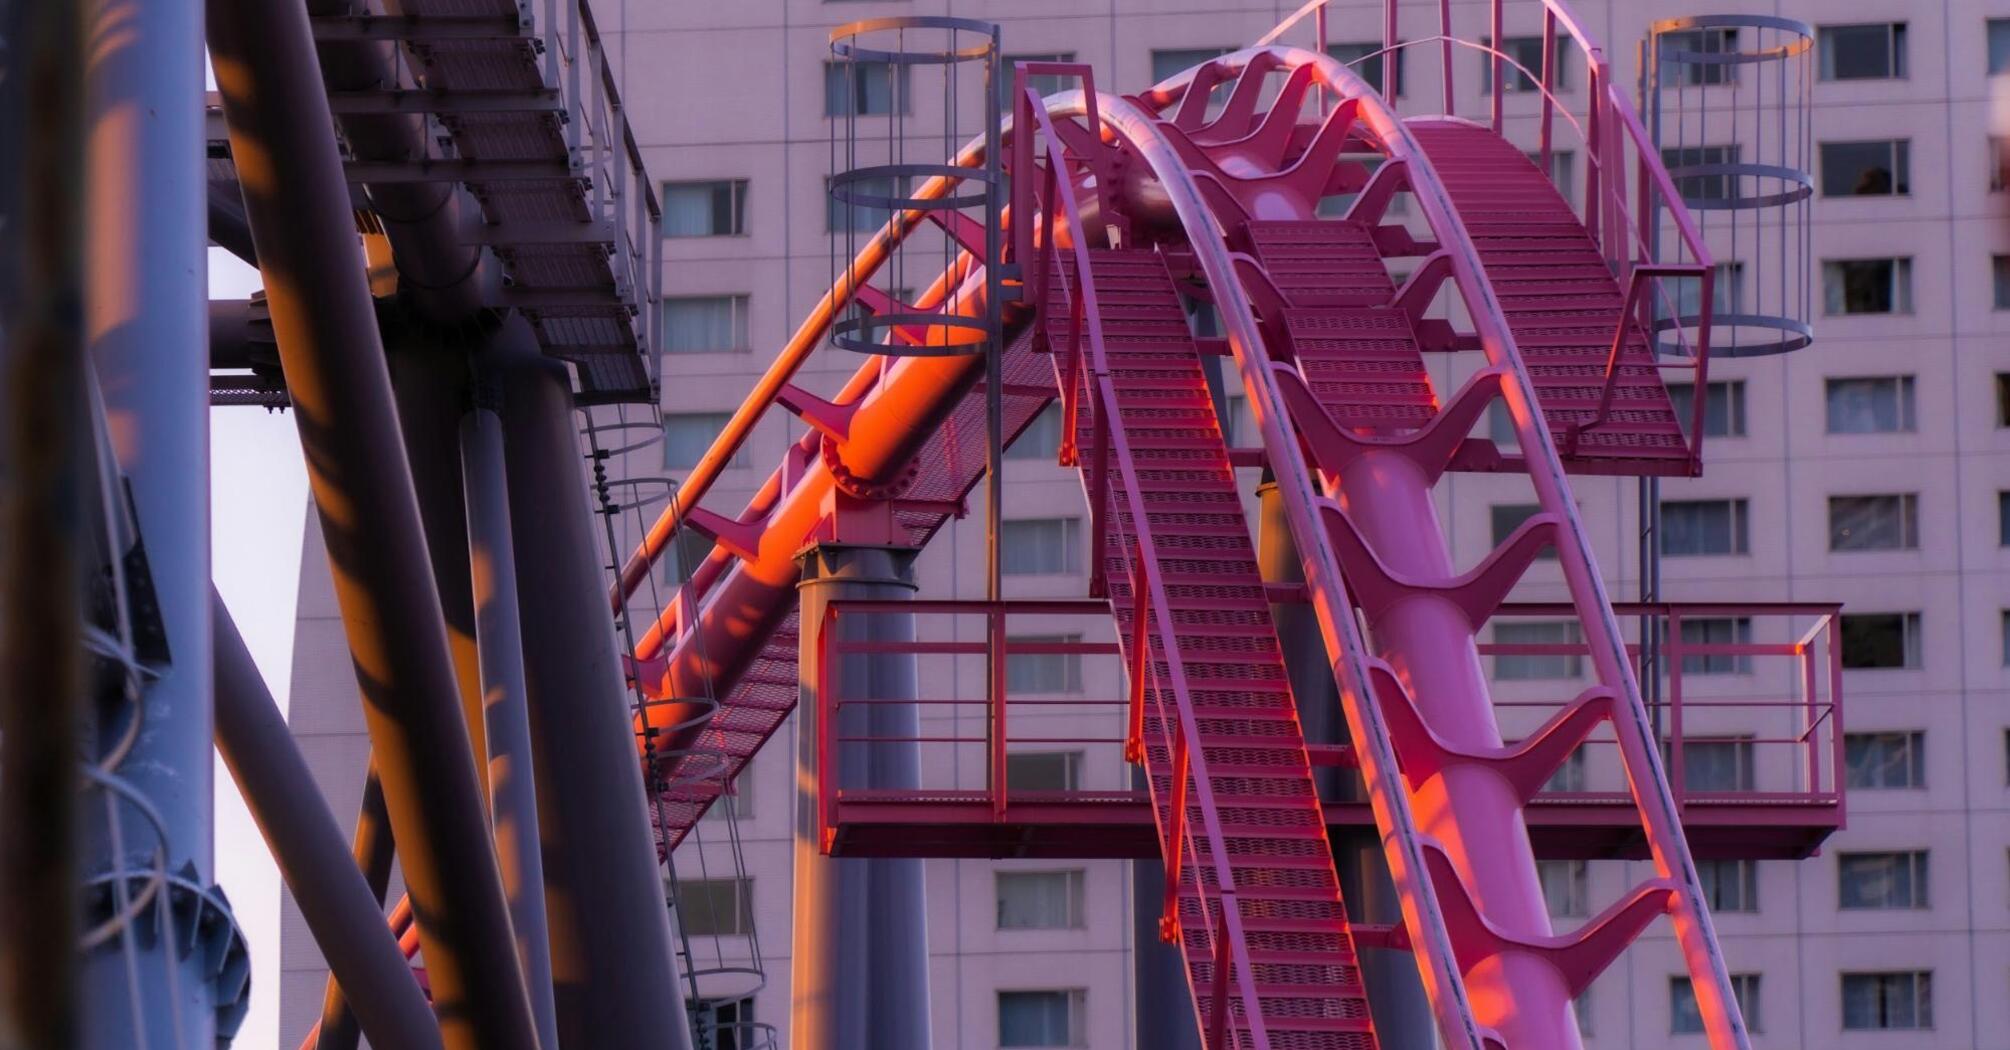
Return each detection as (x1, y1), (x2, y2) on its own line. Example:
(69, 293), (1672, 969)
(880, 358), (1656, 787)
(1678, 617), (1753, 675)
(1820, 140), (1910, 196)
(1994, 256), (2010, 310)
(1658, 27), (1740, 86)
(1005, 751), (1081, 792)
(1697, 858), (1758, 911)
(1838, 851), (1929, 909)
(1003, 53), (1077, 109)
(1486, 35), (1567, 92)
(1845, 731), (1925, 788)
(1840, 612), (1922, 669)
(1993, 136), (2009, 193)
(999, 989), (1086, 1047)
(694, 995), (758, 1050)
(1666, 380), (1748, 438)
(1490, 503), (1553, 557)
(1842, 972), (1931, 1030)
(1818, 23), (1907, 81)
(1150, 48), (1229, 84)
(1828, 494), (1920, 551)
(824, 60), (909, 117)
(1329, 40), (1403, 96)
(675, 877), (753, 936)
(1822, 258), (1912, 315)
(662, 179), (749, 237)
(1672, 973), (1762, 1034)
(1678, 738), (1754, 792)
(1824, 376), (1916, 433)
(2001, 491), (2010, 546)
(1661, 499), (1749, 556)
(1998, 373), (2010, 427)
(1990, 19), (2010, 75)
(1662, 144), (1741, 204)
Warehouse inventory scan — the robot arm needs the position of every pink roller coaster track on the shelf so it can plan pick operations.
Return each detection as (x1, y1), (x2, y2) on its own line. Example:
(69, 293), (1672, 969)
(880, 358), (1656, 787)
(615, 3), (1838, 1046)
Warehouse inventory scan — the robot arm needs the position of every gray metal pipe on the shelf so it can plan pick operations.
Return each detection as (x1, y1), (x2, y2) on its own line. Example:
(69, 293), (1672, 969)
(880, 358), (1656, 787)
(460, 354), (560, 1050)
(792, 544), (931, 1050)
(494, 334), (690, 1050)
(313, 758), (395, 1050)
(205, 0), (539, 1044)
(212, 588), (444, 1050)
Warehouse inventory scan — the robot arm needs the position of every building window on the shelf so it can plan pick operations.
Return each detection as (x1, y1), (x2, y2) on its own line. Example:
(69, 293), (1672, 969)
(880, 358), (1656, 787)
(1006, 635), (1084, 694)
(2003, 610), (2010, 666)
(1820, 140), (1910, 197)
(1538, 860), (1587, 918)
(1998, 373), (2010, 426)
(1845, 731), (1925, 789)
(1486, 35), (1567, 92)
(1824, 375), (1916, 434)
(824, 60), (909, 117)
(1829, 494), (1919, 551)
(1993, 136), (2009, 193)
(661, 179), (748, 237)
(996, 870), (1086, 930)
(1671, 261), (1744, 319)
(1150, 47), (1229, 85)
(1666, 380), (1748, 438)
(1678, 617), (1754, 675)
(1002, 53), (1077, 109)
(1659, 27), (1740, 86)
(659, 528), (716, 587)
(1490, 503), (1554, 557)
(1006, 750), (1081, 792)
(1843, 972), (1931, 1030)
(1001, 518), (1080, 575)
(1995, 256), (2010, 310)
(826, 173), (909, 233)
(699, 771), (752, 821)
(1672, 973), (1762, 1034)
(1007, 403), (1062, 461)
(1661, 499), (1749, 557)
(1822, 258), (1912, 315)
(675, 877), (753, 936)
(1839, 851), (1929, 909)
(1990, 19), (2010, 75)
(663, 295), (751, 353)
(693, 995), (757, 1050)
(1818, 23), (1907, 81)
(1329, 40), (1403, 96)
(1840, 612), (1922, 669)
(1679, 738), (1754, 792)
(1494, 621), (1583, 680)
(999, 989), (1087, 1047)
(2001, 491), (2010, 545)
(1697, 858), (1758, 912)
(1541, 748), (1587, 793)
(663, 412), (747, 471)
(1662, 144), (1740, 204)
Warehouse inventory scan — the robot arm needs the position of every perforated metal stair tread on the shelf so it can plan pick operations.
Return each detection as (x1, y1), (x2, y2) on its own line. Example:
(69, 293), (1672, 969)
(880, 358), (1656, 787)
(1052, 247), (1378, 1050)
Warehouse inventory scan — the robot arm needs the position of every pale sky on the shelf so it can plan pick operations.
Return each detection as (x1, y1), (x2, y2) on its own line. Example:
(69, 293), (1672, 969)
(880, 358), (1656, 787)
(208, 246), (303, 1050)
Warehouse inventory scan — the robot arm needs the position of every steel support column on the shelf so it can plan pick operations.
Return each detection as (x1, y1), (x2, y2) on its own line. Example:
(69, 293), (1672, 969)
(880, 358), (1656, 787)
(493, 334), (691, 1050)
(212, 590), (443, 1050)
(460, 354), (560, 1050)
(793, 543), (931, 1050)
(1259, 478), (1431, 1046)
(79, 0), (223, 1043)
(206, 0), (539, 1043)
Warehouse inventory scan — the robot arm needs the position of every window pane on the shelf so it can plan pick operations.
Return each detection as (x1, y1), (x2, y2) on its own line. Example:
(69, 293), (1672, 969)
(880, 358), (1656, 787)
(1494, 621), (1584, 680)
(1672, 262), (1744, 319)
(1663, 144), (1740, 203)
(824, 61), (909, 116)
(1002, 53), (1077, 110)
(1537, 860), (1586, 918)
(675, 877), (752, 936)
(1006, 635), (1083, 694)
(1840, 612), (1921, 669)
(664, 295), (750, 353)
(1998, 373), (2010, 427)
(1677, 617), (1753, 674)
(1151, 48), (1229, 84)
(1843, 972), (1931, 1029)
(1660, 28), (1740, 86)
(828, 173), (910, 232)
(1001, 518), (1080, 575)
(1677, 975), (1762, 1033)
(1540, 748), (1586, 792)
(1680, 738), (1754, 792)
(1490, 35), (1565, 91)
(1824, 376), (1915, 433)
(1006, 751), (1081, 792)
(1007, 403), (1063, 461)
(1991, 19), (2010, 75)
(996, 870), (1085, 930)
(699, 770), (752, 821)
(1844, 731), (1924, 788)
(1662, 499), (1748, 556)
(1819, 24), (1905, 81)
(1838, 851), (1928, 909)
(1828, 494), (1918, 551)
(661, 179), (747, 237)
(663, 412), (745, 470)
(1820, 140), (1909, 196)
(1490, 503), (1550, 556)
(1329, 40), (1401, 96)
(999, 990), (1084, 1047)
(1667, 380), (1746, 438)
(1823, 258), (1909, 314)
(1697, 859), (1758, 911)
(1995, 256), (2010, 310)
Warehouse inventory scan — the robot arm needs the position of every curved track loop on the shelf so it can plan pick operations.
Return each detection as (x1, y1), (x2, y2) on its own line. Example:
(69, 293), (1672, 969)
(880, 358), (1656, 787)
(630, 40), (1750, 1050)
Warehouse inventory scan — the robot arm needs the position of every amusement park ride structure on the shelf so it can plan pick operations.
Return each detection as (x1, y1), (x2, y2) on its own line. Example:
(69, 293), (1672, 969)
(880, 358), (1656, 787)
(0, 0), (1840, 1047)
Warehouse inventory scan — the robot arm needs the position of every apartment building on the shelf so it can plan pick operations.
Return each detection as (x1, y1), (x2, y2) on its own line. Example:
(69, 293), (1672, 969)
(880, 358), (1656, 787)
(280, 1), (2010, 1046)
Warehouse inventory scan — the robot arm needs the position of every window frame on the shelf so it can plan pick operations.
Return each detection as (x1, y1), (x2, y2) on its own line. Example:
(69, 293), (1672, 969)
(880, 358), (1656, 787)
(1817, 23), (1908, 82)
(659, 178), (749, 238)
(1493, 620), (1585, 681)
(1841, 971), (1932, 1031)
(1823, 375), (1917, 434)
(998, 988), (1088, 1048)
(823, 59), (911, 117)
(1659, 498), (1751, 557)
(1666, 379), (1748, 438)
(662, 293), (752, 354)
(1818, 139), (1911, 197)
(1837, 850), (1930, 910)
(1839, 611), (1923, 670)
(674, 876), (754, 937)
(1000, 517), (1083, 576)
(995, 868), (1088, 931)
(1827, 493), (1920, 552)
(1821, 257), (1913, 316)
(1843, 730), (1926, 789)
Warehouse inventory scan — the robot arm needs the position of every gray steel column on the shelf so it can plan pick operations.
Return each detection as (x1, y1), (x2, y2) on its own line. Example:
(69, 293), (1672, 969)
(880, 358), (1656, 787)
(1257, 479), (1430, 1044)
(79, 0), (221, 1044)
(0, 2), (85, 1040)
(212, 590), (443, 1050)
(460, 354), (560, 1050)
(793, 543), (931, 1050)
(494, 335), (691, 1050)
(206, 0), (539, 1043)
